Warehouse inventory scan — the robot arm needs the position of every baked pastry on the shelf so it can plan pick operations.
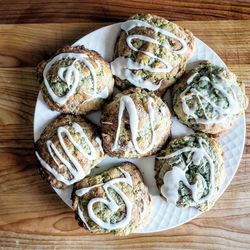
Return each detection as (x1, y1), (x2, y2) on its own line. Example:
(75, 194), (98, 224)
(72, 162), (151, 235)
(111, 13), (194, 96)
(172, 61), (248, 135)
(101, 87), (171, 158)
(37, 45), (114, 114)
(35, 114), (105, 189)
(155, 133), (225, 211)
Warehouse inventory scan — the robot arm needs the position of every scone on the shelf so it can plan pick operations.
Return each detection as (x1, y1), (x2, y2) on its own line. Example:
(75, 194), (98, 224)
(111, 13), (194, 96)
(37, 45), (114, 114)
(155, 133), (225, 211)
(72, 162), (151, 235)
(172, 61), (248, 135)
(35, 114), (105, 189)
(101, 88), (171, 158)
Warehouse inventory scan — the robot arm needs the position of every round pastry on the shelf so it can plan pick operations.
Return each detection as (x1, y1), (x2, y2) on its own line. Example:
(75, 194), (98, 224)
(37, 45), (114, 114)
(72, 162), (151, 235)
(155, 133), (225, 211)
(101, 87), (171, 158)
(111, 13), (194, 96)
(172, 61), (248, 135)
(35, 114), (105, 189)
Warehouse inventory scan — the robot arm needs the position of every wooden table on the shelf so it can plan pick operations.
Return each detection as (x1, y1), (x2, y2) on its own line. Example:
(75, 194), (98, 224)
(0, 1), (249, 249)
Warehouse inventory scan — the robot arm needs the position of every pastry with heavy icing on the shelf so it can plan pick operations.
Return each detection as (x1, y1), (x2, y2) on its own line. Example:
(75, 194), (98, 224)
(101, 88), (171, 158)
(111, 13), (194, 96)
(155, 133), (225, 211)
(37, 45), (114, 114)
(172, 61), (248, 135)
(35, 114), (105, 189)
(72, 162), (151, 235)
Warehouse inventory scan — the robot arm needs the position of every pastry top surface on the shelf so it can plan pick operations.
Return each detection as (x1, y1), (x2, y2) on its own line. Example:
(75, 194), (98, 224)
(172, 61), (248, 135)
(101, 87), (171, 158)
(38, 45), (114, 114)
(35, 114), (105, 189)
(155, 133), (225, 211)
(72, 162), (151, 235)
(112, 13), (194, 95)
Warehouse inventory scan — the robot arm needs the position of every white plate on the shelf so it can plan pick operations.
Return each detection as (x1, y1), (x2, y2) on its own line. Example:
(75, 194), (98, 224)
(33, 23), (246, 233)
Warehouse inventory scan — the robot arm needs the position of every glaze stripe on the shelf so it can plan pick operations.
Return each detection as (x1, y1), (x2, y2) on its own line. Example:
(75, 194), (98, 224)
(43, 53), (108, 105)
(76, 167), (133, 231)
(158, 137), (215, 204)
(111, 19), (188, 91)
(112, 95), (155, 154)
(180, 71), (243, 124)
(36, 122), (100, 185)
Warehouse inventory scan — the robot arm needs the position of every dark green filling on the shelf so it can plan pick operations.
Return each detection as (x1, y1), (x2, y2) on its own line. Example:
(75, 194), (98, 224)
(158, 134), (216, 206)
(183, 64), (239, 122)
(45, 58), (103, 97)
(121, 14), (186, 82)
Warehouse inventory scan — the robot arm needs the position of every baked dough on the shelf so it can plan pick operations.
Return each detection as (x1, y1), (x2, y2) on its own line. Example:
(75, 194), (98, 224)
(172, 61), (248, 135)
(35, 114), (105, 189)
(72, 162), (151, 235)
(111, 13), (194, 96)
(101, 88), (171, 158)
(37, 46), (114, 114)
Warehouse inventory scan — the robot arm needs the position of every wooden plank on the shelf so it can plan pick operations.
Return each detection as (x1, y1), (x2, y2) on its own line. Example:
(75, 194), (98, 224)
(0, 23), (106, 67)
(0, 19), (249, 248)
(0, 21), (249, 67)
(0, 62), (249, 248)
(0, 0), (249, 24)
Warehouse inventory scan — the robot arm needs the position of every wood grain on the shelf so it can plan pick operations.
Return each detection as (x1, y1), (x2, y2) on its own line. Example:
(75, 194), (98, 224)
(0, 21), (250, 249)
(0, 0), (250, 24)
(0, 20), (250, 68)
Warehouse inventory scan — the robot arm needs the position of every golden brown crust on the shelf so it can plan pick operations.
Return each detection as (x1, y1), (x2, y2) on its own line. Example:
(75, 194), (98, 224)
(113, 13), (195, 96)
(172, 61), (248, 136)
(72, 162), (151, 235)
(155, 133), (225, 211)
(35, 114), (105, 189)
(37, 45), (114, 114)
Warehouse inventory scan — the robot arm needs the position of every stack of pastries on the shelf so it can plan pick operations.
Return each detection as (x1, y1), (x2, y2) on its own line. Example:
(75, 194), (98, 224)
(35, 13), (248, 235)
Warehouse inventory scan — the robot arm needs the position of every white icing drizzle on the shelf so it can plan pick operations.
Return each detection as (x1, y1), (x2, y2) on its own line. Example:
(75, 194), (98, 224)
(112, 95), (155, 154)
(101, 121), (113, 125)
(158, 137), (215, 204)
(186, 72), (199, 84)
(36, 122), (101, 185)
(111, 19), (187, 91)
(95, 137), (104, 154)
(180, 72), (243, 124)
(43, 53), (108, 106)
(77, 205), (92, 231)
(75, 167), (133, 231)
